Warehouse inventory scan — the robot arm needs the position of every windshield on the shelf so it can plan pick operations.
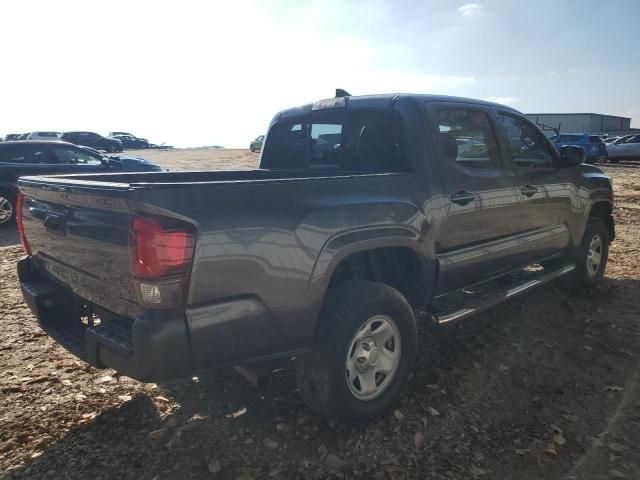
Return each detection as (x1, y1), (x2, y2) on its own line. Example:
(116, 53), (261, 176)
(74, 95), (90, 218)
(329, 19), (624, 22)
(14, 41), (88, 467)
(261, 110), (405, 171)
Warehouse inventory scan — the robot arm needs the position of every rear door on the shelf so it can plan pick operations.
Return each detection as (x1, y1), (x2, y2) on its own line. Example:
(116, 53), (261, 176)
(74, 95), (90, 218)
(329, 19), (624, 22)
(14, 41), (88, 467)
(0, 143), (62, 187)
(424, 102), (524, 293)
(493, 111), (572, 262)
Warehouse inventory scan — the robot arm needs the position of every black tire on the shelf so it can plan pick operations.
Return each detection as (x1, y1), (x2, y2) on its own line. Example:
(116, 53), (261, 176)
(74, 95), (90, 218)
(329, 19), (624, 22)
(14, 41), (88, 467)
(250, 145), (255, 153)
(0, 190), (16, 228)
(295, 280), (417, 427)
(566, 218), (610, 289)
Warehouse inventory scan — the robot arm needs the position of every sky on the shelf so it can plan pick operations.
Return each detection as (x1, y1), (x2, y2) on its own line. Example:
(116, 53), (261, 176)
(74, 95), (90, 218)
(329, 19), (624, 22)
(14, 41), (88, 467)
(1, 0), (639, 148)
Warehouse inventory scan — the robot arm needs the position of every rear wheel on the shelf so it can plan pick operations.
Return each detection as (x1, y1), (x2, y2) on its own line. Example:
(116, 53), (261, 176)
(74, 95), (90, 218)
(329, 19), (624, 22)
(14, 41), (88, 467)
(0, 191), (16, 228)
(250, 145), (255, 152)
(295, 280), (417, 427)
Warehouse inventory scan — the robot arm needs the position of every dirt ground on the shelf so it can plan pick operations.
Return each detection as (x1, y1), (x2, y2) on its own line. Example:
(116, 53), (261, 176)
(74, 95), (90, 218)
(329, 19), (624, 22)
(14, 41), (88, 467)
(1, 150), (639, 480)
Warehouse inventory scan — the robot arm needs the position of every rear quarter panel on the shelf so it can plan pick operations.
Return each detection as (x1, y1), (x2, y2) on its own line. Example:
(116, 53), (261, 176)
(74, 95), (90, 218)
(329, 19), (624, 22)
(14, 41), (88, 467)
(128, 173), (434, 354)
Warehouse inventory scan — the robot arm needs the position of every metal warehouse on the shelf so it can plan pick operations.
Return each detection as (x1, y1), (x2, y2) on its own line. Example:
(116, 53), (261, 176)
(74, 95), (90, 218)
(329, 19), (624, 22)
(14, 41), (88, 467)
(525, 113), (631, 135)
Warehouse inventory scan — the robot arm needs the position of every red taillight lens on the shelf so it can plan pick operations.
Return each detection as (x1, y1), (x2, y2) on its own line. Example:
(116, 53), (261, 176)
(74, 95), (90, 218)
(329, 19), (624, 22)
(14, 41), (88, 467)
(129, 216), (195, 279)
(16, 193), (31, 255)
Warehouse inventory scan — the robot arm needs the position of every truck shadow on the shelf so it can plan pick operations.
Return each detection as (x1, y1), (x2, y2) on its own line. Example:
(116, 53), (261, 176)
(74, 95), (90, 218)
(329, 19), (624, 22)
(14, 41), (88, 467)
(7, 277), (640, 480)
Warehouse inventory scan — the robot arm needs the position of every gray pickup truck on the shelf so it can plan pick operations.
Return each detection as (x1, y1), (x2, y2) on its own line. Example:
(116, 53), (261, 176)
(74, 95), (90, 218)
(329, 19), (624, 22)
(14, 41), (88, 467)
(17, 93), (614, 426)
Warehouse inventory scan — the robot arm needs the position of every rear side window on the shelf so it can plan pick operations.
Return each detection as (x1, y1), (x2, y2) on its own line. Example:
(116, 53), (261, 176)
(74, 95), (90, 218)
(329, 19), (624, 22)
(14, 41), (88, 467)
(436, 109), (501, 169)
(496, 113), (555, 168)
(261, 111), (405, 171)
(0, 145), (50, 164)
(589, 136), (602, 143)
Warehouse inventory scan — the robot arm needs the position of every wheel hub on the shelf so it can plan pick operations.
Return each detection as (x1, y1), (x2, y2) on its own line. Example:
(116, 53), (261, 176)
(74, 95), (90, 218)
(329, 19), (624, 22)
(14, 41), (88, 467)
(354, 337), (380, 372)
(345, 315), (401, 401)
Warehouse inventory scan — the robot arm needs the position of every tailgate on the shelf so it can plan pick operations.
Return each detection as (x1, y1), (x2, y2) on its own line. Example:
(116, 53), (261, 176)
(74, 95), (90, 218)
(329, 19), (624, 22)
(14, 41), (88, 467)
(19, 178), (142, 318)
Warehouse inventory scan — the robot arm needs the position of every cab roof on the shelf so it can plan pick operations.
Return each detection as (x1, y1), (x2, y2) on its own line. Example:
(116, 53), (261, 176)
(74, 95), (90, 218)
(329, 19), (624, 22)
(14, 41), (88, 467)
(277, 93), (521, 121)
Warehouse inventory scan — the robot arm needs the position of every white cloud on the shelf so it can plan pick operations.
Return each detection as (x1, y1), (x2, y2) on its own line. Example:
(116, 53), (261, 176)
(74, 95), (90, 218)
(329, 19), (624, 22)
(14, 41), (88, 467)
(484, 96), (518, 106)
(457, 3), (483, 17)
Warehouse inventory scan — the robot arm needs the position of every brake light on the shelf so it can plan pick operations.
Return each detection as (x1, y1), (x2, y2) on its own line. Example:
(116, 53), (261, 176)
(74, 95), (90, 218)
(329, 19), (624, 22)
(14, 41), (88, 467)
(129, 216), (195, 279)
(16, 193), (31, 255)
(129, 215), (195, 308)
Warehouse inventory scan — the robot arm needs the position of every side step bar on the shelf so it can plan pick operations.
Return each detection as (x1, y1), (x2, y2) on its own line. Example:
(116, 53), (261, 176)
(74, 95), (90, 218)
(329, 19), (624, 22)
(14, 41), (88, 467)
(433, 264), (575, 325)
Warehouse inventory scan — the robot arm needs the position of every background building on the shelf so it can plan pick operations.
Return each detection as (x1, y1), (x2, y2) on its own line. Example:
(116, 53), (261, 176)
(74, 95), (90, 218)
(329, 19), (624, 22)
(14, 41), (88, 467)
(526, 113), (632, 136)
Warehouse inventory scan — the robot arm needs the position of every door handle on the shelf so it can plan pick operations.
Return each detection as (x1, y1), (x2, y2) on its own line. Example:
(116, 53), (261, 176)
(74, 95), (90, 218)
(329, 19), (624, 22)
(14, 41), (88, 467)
(521, 184), (538, 197)
(450, 190), (475, 206)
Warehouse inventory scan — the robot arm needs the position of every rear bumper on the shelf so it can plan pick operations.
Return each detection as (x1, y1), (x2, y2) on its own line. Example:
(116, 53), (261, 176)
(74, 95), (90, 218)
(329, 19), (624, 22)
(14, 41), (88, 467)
(18, 256), (192, 382)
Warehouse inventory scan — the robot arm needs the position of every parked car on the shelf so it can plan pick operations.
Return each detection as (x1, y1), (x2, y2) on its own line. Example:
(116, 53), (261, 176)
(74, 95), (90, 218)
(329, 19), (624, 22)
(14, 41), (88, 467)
(111, 134), (149, 149)
(4, 134), (22, 142)
(0, 141), (162, 227)
(250, 135), (265, 152)
(16, 93), (614, 426)
(549, 133), (607, 162)
(109, 131), (135, 137)
(26, 132), (61, 141)
(61, 131), (122, 153)
(606, 134), (640, 162)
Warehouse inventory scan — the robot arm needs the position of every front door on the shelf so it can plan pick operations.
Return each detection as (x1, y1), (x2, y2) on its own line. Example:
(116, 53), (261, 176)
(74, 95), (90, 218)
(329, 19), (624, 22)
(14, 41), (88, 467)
(493, 111), (572, 263)
(48, 144), (112, 174)
(424, 103), (524, 294)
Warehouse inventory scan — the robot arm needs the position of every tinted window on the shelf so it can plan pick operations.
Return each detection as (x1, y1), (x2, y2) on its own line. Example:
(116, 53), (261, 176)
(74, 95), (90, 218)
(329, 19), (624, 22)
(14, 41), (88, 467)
(496, 113), (554, 168)
(0, 145), (50, 164)
(557, 134), (584, 143)
(261, 111), (405, 171)
(436, 109), (501, 169)
(588, 136), (603, 143)
(52, 146), (103, 165)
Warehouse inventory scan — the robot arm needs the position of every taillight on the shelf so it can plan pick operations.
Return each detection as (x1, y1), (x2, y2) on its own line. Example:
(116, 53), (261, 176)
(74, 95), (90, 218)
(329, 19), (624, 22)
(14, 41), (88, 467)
(16, 193), (31, 255)
(129, 215), (195, 308)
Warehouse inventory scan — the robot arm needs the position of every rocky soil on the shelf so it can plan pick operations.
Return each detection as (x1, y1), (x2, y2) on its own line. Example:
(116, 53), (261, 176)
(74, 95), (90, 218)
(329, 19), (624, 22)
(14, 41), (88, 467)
(1, 152), (639, 479)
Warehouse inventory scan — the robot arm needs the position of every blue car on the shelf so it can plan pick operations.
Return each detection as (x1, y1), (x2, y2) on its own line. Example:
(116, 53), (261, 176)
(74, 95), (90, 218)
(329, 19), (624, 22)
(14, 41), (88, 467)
(0, 141), (165, 227)
(548, 133), (607, 163)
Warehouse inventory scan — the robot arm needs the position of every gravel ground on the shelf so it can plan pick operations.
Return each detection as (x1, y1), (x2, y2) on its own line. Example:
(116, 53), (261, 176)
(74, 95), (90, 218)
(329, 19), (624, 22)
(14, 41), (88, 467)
(0, 152), (639, 479)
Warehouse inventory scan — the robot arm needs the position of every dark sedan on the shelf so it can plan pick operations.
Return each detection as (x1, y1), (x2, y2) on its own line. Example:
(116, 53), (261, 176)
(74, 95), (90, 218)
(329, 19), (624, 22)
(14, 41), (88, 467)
(111, 134), (149, 149)
(61, 131), (122, 153)
(0, 141), (163, 227)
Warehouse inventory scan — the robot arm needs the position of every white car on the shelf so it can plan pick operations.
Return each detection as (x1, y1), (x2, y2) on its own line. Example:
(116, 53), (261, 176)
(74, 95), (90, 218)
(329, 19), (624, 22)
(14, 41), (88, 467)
(26, 131), (62, 141)
(606, 134), (640, 162)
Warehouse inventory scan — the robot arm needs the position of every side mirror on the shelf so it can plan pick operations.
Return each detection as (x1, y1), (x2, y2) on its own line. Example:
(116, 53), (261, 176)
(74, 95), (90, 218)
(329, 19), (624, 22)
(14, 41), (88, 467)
(559, 145), (585, 167)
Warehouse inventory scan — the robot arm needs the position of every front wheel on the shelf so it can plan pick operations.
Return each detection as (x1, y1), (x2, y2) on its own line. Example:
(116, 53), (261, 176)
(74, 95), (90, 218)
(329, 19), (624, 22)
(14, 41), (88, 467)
(295, 280), (417, 427)
(0, 191), (16, 228)
(567, 218), (610, 289)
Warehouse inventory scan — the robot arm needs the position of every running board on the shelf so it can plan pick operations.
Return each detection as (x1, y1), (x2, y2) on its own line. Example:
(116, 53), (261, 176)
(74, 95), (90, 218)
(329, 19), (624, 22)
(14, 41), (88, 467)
(433, 264), (575, 325)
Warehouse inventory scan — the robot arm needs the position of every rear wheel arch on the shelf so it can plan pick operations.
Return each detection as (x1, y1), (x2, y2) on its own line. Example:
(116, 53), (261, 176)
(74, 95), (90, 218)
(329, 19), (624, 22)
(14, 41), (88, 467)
(311, 244), (429, 341)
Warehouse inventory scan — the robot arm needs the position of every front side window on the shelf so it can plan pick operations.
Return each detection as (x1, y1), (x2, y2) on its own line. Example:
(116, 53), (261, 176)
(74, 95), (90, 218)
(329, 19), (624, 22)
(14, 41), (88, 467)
(52, 146), (103, 165)
(496, 113), (555, 168)
(436, 109), (502, 170)
(261, 111), (404, 171)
